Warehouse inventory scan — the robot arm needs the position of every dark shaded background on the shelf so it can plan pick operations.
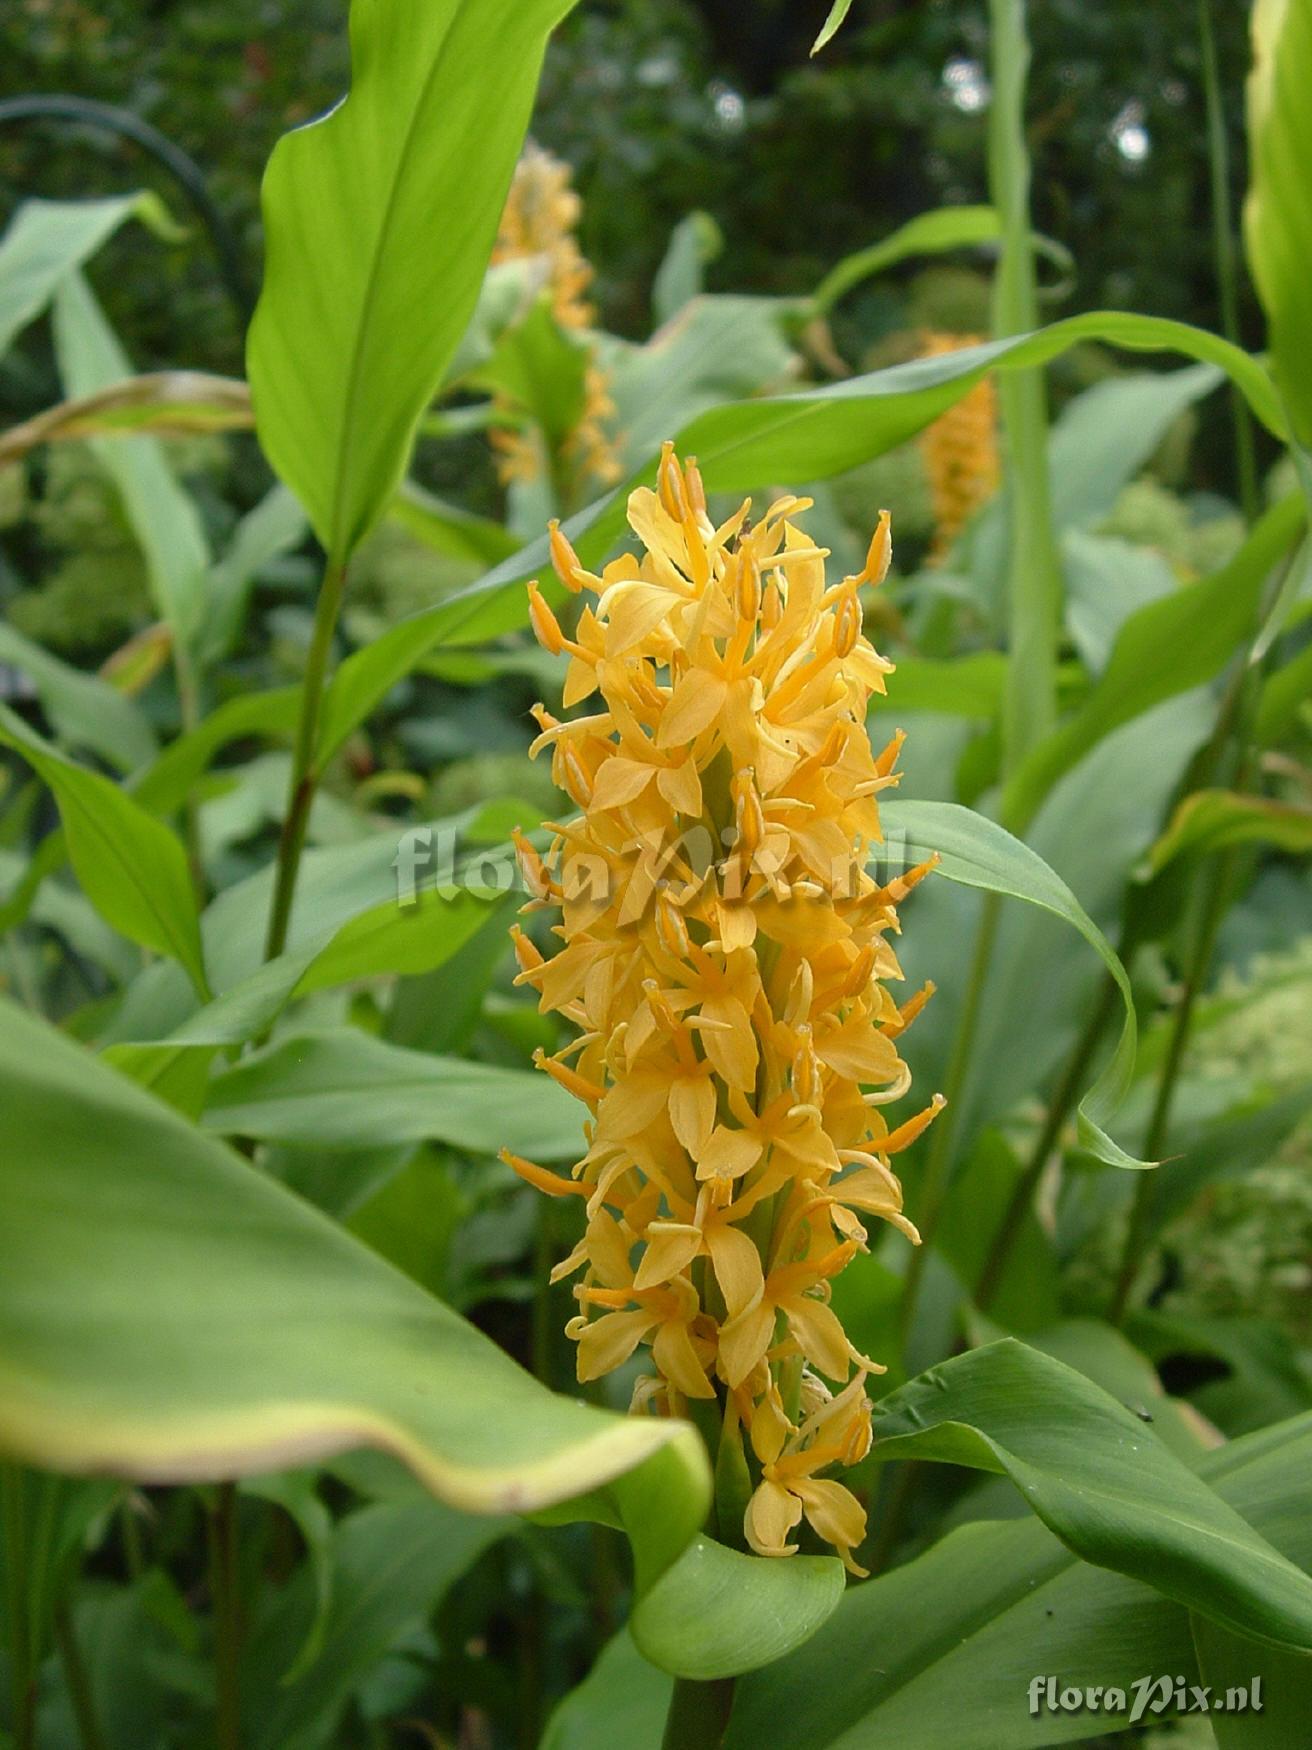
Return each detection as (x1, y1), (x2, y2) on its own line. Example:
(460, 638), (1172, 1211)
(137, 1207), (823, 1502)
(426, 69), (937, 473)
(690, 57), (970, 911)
(0, 0), (1257, 379)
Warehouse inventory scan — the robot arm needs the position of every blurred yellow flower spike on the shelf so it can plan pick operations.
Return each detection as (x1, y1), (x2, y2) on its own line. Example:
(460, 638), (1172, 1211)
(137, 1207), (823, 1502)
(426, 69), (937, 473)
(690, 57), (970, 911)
(918, 330), (1001, 560)
(489, 142), (620, 490)
(502, 446), (943, 1571)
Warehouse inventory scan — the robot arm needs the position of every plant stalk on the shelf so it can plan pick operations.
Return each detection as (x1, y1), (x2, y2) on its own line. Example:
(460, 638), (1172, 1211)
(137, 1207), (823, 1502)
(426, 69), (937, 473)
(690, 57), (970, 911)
(900, 891), (1000, 1337)
(2, 1464), (35, 1750)
(661, 1676), (736, 1750)
(208, 1482), (242, 1750)
(263, 556), (349, 963)
(54, 1600), (107, 1750)
(989, 0), (1063, 770)
(1198, 0), (1260, 526)
(1109, 536), (1301, 1321)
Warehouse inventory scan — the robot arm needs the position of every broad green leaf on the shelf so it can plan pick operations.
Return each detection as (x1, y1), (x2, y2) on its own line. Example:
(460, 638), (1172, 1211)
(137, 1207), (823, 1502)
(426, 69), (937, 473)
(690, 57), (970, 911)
(0, 620), (155, 773)
(606, 295), (795, 475)
(243, 1498), (507, 1750)
(1141, 787), (1312, 877)
(728, 1417), (1312, 1747)
(0, 705), (208, 999)
(1246, 0), (1312, 444)
(390, 480), (520, 566)
(201, 1030), (582, 1159)
(1016, 1319), (1214, 1463)
(1002, 493), (1306, 828)
(1047, 363), (1224, 530)
(628, 1534), (844, 1681)
(865, 1341), (1312, 1650)
(132, 688), (302, 814)
(474, 297), (588, 449)
(1062, 532), (1177, 674)
(1130, 1311), (1312, 1440)
(247, 0), (577, 559)
(51, 272), (212, 654)
(316, 311), (1284, 756)
(541, 1631), (673, 1750)
(879, 798), (1145, 1169)
(876, 651), (1007, 718)
(0, 997), (708, 1561)
(1195, 1614), (1311, 1747)
(0, 193), (165, 356)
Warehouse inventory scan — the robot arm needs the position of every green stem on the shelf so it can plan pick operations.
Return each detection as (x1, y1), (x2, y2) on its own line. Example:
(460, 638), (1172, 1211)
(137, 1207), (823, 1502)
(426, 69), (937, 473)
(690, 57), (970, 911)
(900, 892), (1000, 1338)
(208, 1482), (242, 1750)
(54, 1600), (106, 1750)
(661, 1676), (736, 1750)
(989, 0), (1062, 769)
(1199, 0), (1260, 526)
(1109, 535), (1299, 1322)
(1109, 854), (1235, 1324)
(974, 972), (1120, 1310)
(263, 557), (350, 963)
(2, 1464), (35, 1750)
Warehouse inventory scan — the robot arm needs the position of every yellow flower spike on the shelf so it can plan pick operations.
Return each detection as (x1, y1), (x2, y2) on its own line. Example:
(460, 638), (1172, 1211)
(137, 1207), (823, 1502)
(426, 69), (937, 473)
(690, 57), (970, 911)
(490, 144), (619, 489)
(918, 332), (1000, 560)
(506, 447), (937, 1573)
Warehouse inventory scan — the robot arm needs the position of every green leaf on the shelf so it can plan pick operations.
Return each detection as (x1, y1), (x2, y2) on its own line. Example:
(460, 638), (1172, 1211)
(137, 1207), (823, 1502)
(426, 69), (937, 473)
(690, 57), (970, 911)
(247, 0), (577, 559)
(1047, 363), (1224, 531)
(51, 272), (212, 655)
(1246, 0), (1312, 445)
(243, 1498), (507, 1750)
(542, 1631), (673, 1750)
(0, 370), (252, 465)
(879, 798), (1145, 1169)
(727, 1410), (1312, 1749)
(885, 652), (1008, 718)
(0, 705), (208, 999)
(652, 211), (723, 324)
(0, 193), (164, 356)
(1002, 492), (1306, 829)
(627, 1536), (844, 1680)
(390, 480), (520, 567)
(0, 620), (155, 774)
(865, 1341), (1312, 1651)
(1140, 787), (1312, 877)
(811, 0), (855, 55)
(811, 206), (1002, 315)
(475, 297), (589, 448)
(201, 1030), (582, 1159)
(0, 997), (708, 1557)
(1257, 632), (1312, 745)
(316, 311), (1285, 756)
(1194, 1613), (1312, 1748)
(606, 295), (795, 476)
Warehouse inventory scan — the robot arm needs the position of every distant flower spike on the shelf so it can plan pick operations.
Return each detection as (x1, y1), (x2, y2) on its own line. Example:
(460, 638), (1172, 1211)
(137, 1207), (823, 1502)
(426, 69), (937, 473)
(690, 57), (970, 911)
(489, 142), (621, 490)
(502, 446), (942, 1574)
(918, 332), (1000, 560)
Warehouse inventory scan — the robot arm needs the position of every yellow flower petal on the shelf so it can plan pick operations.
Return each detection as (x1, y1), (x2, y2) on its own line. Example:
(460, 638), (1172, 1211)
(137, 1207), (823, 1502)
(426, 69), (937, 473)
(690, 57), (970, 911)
(744, 1479), (803, 1559)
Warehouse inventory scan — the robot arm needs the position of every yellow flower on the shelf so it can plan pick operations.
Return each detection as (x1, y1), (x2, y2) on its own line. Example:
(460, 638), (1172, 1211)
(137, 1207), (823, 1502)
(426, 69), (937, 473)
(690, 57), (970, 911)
(502, 446), (941, 1571)
(489, 142), (621, 492)
(918, 331), (1000, 560)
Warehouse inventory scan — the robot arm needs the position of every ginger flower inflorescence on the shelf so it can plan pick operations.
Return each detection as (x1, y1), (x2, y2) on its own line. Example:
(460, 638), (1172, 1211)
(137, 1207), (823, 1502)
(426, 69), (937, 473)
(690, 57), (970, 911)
(489, 142), (620, 492)
(503, 447), (941, 1574)
(918, 330), (1000, 561)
